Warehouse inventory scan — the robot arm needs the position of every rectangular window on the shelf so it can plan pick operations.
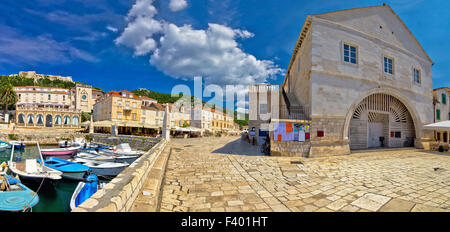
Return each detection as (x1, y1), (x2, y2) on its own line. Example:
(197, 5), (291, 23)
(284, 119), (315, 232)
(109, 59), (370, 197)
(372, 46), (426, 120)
(343, 44), (357, 64)
(442, 93), (447, 104)
(413, 68), (420, 84)
(395, 131), (401, 138)
(132, 113), (136, 120)
(118, 113), (122, 119)
(437, 109), (441, 120)
(48, 95), (51, 100)
(384, 57), (393, 74)
(118, 101), (122, 106)
(259, 103), (268, 114)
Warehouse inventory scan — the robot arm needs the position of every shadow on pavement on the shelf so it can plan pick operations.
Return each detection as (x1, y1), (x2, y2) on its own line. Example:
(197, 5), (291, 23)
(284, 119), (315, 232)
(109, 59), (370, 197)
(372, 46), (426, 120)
(212, 138), (266, 156)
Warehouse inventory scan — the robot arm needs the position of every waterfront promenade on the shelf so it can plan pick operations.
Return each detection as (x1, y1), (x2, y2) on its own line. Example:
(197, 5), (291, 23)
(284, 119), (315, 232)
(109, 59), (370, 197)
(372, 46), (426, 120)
(133, 137), (450, 212)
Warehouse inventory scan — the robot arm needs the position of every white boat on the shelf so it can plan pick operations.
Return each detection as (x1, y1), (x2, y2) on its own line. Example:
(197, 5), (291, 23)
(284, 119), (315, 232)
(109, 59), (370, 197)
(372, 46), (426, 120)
(8, 143), (62, 186)
(76, 151), (137, 164)
(59, 140), (71, 148)
(101, 143), (143, 157)
(0, 143), (9, 151)
(72, 158), (128, 177)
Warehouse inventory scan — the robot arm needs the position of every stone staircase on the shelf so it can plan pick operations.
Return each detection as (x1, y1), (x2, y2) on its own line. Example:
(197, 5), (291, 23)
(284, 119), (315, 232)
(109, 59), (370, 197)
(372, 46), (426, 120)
(283, 91), (308, 120)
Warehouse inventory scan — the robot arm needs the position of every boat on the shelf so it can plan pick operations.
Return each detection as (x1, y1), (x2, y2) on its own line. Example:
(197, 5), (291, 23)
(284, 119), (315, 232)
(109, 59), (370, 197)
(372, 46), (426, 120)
(9, 141), (26, 150)
(0, 164), (40, 212)
(70, 174), (103, 211)
(59, 140), (71, 148)
(76, 151), (137, 164)
(72, 158), (128, 177)
(37, 157), (89, 181)
(8, 143), (62, 187)
(0, 143), (9, 151)
(40, 145), (81, 159)
(100, 143), (143, 157)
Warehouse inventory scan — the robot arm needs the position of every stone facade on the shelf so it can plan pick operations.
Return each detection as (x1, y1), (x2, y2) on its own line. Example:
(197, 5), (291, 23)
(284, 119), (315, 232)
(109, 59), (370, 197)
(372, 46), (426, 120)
(282, 5), (434, 157)
(12, 71), (73, 83)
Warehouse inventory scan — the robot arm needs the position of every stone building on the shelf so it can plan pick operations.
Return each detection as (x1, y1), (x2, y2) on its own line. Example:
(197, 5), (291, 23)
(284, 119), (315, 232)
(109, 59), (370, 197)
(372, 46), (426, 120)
(433, 87), (449, 143)
(11, 71), (73, 83)
(251, 5), (434, 157)
(14, 86), (81, 129)
(70, 83), (98, 113)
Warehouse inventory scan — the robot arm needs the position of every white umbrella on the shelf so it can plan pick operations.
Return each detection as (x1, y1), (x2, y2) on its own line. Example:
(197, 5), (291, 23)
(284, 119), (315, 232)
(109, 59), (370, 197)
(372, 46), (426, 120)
(423, 121), (450, 130)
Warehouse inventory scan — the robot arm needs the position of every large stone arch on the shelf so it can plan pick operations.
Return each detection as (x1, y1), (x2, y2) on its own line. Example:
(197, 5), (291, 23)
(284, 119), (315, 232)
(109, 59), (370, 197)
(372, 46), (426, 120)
(343, 88), (422, 148)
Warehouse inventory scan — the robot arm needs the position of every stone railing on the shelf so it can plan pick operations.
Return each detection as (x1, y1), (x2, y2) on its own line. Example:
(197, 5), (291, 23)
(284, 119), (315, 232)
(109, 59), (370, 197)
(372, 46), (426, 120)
(72, 139), (169, 212)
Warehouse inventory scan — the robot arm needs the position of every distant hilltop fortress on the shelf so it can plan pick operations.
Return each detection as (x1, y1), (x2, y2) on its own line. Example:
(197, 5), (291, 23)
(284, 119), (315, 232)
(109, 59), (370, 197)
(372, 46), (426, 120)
(10, 71), (73, 83)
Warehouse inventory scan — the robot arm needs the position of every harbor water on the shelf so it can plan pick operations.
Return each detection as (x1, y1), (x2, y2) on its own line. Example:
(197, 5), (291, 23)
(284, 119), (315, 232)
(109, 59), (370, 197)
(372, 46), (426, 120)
(1, 145), (82, 212)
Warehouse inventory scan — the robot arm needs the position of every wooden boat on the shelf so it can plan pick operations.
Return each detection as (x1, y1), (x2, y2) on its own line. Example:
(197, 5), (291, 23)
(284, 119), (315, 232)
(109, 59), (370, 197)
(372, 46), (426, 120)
(38, 157), (89, 181)
(72, 158), (128, 177)
(0, 165), (39, 212)
(40, 145), (81, 159)
(70, 174), (104, 211)
(8, 143), (62, 188)
(9, 141), (26, 150)
(76, 151), (137, 164)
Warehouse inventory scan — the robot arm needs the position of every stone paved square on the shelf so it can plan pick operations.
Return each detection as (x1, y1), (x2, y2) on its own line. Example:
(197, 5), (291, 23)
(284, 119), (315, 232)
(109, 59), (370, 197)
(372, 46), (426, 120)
(141, 137), (450, 212)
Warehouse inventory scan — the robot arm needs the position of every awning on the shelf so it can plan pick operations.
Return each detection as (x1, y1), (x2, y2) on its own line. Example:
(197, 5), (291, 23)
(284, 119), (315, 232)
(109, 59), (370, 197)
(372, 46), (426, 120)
(423, 121), (450, 130)
(81, 120), (160, 129)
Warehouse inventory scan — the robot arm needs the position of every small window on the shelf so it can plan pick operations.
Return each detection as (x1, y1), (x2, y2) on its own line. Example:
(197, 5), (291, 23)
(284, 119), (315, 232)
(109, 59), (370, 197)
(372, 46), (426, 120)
(437, 109), (441, 120)
(384, 57), (393, 74)
(48, 95), (51, 100)
(317, 131), (324, 137)
(395, 131), (401, 138)
(118, 113), (122, 119)
(343, 44), (357, 64)
(413, 68), (420, 84)
(442, 93), (447, 104)
(260, 104), (268, 114)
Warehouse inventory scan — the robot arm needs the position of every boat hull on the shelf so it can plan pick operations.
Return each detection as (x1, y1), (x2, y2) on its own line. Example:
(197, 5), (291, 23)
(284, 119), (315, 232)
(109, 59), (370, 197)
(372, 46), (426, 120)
(0, 183), (39, 212)
(61, 171), (87, 181)
(41, 150), (78, 159)
(88, 166), (127, 177)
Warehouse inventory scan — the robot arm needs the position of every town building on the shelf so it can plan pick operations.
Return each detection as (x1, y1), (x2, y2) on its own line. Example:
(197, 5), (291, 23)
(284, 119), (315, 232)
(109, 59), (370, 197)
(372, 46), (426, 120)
(141, 102), (165, 129)
(14, 86), (81, 129)
(433, 87), (450, 143)
(190, 106), (213, 131)
(250, 5), (434, 157)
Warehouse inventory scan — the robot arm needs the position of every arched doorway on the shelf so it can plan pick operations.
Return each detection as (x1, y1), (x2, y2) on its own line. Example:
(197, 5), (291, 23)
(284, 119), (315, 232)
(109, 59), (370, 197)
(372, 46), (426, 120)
(46, 115), (53, 127)
(349, 93), (416, 149)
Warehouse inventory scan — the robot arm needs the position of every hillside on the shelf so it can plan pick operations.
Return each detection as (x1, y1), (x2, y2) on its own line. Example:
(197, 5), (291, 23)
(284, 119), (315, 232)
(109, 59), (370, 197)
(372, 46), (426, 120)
(0, 75), (104, 92)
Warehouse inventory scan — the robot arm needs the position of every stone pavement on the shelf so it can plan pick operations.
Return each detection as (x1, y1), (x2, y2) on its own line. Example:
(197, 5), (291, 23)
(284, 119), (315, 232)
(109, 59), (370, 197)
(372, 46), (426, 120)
(153, 137), (450, 212)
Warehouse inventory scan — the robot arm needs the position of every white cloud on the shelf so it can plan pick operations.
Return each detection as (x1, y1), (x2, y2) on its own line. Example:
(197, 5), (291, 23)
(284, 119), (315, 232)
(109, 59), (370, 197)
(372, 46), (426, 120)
(116, 0), (283, 111)
(169, 0), (188, 12)
(106, 25), (118, 33)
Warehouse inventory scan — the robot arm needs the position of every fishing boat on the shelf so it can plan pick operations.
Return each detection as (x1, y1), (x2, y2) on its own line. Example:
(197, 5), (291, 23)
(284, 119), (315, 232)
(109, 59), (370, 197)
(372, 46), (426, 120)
(72, 158), (128, 177)
(59, 140), (71, 148)
(8, 143), (62, 187)
(76, 151), (137, 164)
(40, 145), (81, 159)
(70, 174), (103, 211)
(0, 164), (39, 212)
(100, 143), (143, 157)
(9, 141), (26, 150)
(37, 157), (89, 181)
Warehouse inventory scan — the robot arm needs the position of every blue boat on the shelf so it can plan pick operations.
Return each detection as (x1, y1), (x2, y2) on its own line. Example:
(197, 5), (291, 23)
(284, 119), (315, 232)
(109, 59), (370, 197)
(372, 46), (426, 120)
(0, 172), (39, 212)
(9, 141), (26, 150)
(70, 174), (101, 210)
(38, 157), (89, 181)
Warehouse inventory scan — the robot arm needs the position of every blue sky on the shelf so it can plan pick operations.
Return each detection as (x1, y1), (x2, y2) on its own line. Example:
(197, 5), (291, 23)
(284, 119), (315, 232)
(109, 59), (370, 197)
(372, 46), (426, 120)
(0, 0), (449, 109)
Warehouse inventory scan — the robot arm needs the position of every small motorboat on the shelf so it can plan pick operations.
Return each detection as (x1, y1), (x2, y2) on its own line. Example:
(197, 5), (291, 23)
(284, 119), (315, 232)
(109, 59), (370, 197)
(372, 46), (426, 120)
(72, 158), (128, 177)
(8, 143), (62, 188)
(101, 143), (143, 157)
(0, 164), (39, 212)
(9, 141), (26, 150)
(76, 151), (137, 164)
(70, 174), (103, 211)
(40, 145), (81, 159)
(38, 157), (89, 181)
(59, 140), (71, 148)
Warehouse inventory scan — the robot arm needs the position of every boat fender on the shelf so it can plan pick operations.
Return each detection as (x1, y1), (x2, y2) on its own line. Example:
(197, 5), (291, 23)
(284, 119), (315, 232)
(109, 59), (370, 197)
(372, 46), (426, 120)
(0, 162), (7, 168)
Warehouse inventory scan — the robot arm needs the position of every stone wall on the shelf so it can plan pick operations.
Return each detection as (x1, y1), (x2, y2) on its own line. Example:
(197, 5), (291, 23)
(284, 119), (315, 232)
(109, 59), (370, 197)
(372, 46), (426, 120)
(91, 133), (161, 151)
(72, 139), (169, 212)
(0, 131), (85, 145)
(270, 139), (311, 157)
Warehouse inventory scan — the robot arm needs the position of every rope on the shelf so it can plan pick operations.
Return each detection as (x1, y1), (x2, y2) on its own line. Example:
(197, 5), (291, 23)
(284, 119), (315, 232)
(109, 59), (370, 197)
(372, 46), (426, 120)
(21, 174), (46, 212)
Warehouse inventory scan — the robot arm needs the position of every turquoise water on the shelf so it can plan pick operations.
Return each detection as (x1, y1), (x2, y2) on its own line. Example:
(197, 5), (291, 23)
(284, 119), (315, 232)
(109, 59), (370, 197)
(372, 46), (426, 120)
(0, 145), (78, 212)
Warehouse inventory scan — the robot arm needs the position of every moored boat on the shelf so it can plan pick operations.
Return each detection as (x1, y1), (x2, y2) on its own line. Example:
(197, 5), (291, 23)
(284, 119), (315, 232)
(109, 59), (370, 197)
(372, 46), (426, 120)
(40, 146), (81, 159)
(38, 157), (89, 181)
(70, 174), (102, 211)
(72, 158), (128, 177)
(9, 141), (26, 150)
(59, 140), (71, 148)
(8, 143), (62, 188)
(100, 143), (143, 157)
(0, 164), (39, 212)
(0, 143), (9, 151)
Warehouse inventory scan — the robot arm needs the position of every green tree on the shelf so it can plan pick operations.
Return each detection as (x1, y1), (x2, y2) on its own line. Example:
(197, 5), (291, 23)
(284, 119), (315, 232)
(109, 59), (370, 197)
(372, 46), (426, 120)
(0, 83), (18, 121)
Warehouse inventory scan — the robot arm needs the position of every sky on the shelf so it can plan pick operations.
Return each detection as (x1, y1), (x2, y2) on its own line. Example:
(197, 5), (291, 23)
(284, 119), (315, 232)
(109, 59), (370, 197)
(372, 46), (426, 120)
(0, 0), (449, 111)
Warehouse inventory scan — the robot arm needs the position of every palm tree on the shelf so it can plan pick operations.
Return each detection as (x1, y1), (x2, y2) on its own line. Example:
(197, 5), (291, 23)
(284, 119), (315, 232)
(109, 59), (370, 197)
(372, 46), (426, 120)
(0, 83), (18, 122)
